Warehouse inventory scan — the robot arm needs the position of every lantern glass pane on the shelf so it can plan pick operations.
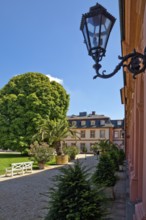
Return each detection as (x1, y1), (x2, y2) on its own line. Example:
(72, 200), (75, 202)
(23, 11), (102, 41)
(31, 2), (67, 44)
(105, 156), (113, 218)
(100, 15), (112, 49)
(87, 15), (101, 49)
(82, 24), (90, 51)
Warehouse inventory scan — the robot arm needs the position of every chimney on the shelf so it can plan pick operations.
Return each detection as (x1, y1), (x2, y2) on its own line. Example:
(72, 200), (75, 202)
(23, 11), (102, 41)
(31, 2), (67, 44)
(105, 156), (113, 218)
(92, 111), (96, 115)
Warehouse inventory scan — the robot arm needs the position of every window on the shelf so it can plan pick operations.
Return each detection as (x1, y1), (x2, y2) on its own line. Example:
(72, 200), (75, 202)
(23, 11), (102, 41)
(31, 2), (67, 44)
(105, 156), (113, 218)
(120, 130), (124, 138)
(72, 121), (77, 126)
(114, 131), (119, 138)
(80, 143), (86, 152)
(80, 143), (85, 148)
(100, 130), (105, 138)
(81, 120), (86, 126)
(90, 120), (95, 126)
(117, 120), (122, 125)
(90, 143), (94, 151)
(71, 143), (76, 146)
(100, 120), (105, 125)
(90, 130), (95, 138)
(80, 130), (85, 138)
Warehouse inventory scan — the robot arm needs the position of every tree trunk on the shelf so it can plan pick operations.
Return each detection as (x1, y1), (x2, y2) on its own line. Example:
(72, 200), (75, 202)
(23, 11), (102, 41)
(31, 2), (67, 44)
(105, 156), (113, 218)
(55, 141), (63, 155)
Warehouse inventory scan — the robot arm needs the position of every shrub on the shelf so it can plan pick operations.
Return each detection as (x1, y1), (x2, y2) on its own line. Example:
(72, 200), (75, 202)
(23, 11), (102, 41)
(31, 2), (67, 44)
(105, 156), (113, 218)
(92, 154), (117, 187)
(108, 149), (119, 171)
(91, 144), (99, 155)
(45, 161), (107, 220)
(118, 149), (125, 165)
(29, 141), (54, 164)
(82, 146), (87, 154)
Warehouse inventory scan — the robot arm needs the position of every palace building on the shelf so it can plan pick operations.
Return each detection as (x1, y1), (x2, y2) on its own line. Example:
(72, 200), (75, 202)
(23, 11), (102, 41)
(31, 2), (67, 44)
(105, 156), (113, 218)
(63, 111), (124, 153)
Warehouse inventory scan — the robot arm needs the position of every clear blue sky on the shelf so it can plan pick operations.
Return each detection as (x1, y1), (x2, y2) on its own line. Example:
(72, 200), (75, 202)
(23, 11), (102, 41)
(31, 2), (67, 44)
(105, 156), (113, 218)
(0, 0), (124, 120)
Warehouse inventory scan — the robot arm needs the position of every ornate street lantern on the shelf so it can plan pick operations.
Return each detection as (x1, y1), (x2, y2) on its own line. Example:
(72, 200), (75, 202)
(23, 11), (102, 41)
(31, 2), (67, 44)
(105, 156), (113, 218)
(80, 3), (146, 79)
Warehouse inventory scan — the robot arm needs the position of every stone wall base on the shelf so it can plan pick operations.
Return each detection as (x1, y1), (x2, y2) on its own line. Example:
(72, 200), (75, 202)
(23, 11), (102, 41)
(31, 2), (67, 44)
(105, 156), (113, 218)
(134, 202), (146, 220)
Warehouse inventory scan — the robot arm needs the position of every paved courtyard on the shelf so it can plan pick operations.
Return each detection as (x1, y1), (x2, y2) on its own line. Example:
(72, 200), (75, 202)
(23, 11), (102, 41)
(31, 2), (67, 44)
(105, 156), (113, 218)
(0, 154), (97, 220)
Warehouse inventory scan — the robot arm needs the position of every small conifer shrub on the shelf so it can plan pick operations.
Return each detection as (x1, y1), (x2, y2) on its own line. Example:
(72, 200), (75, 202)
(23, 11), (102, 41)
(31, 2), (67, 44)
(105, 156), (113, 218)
(45, 161), (107, 220)
(92, 154), (117, 187)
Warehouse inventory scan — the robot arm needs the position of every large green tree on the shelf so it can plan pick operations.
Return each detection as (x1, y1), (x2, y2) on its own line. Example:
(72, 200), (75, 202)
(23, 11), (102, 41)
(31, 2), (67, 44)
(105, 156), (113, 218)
(0, 72), (69, 152)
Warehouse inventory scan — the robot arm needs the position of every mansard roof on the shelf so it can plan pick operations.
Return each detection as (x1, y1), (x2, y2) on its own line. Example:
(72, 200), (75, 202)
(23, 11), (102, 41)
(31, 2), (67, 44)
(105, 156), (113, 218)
(67, 111), (124, 129)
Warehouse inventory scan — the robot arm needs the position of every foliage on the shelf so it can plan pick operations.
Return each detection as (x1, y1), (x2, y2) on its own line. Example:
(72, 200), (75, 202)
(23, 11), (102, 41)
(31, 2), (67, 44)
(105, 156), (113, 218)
(63, 145), (79, 160)
(82, 146), (87, 154)
(0, 72), (69, 152)
(29, 141), (54, 164)
(97, 140), (118, 154)
(108, 148), (120, 171)
(90, 143), (100, 155)
(45, 161), (107, 220)
(92, 154), (117, 187)
(34, 119), (78, 156)
(108, 147), (125, 170)
(118, 149), (125, 165)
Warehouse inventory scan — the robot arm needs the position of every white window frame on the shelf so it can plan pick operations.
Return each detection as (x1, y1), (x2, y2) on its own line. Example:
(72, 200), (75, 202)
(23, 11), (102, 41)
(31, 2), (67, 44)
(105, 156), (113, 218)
(114, 131), (119, 138)
(100, 120), (105, 125)
(90, 130), (95, 138)
(80, 130), (86, 138)
(71, 143), (76, 146)
(117, 120), (122, 125)
(81, 120), (86, 126)
(120, 130), (124, 138)
(90, 120), (95, 126)
(100, 130), (105, 138)
(72, 121), (77, 126)
(80, 143), (86, 152)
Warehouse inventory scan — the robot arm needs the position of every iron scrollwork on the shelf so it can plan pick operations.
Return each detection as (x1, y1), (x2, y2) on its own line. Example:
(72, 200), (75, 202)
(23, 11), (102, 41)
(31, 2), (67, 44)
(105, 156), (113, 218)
(93, 48), (146, 79)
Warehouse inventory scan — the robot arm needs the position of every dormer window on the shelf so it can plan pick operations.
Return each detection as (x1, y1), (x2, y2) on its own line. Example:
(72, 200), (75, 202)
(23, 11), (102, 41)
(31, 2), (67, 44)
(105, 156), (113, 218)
(72, 121), (77, 126)
(90, 120), (95, 126)
(81, 120), (86, 126)
(100, 120), (105, 125)
(117, 120), (122, 125)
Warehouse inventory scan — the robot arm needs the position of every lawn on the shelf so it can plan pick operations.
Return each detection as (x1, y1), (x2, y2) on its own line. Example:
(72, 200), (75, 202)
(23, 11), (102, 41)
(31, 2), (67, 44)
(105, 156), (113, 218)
(0, 153), (56, 175)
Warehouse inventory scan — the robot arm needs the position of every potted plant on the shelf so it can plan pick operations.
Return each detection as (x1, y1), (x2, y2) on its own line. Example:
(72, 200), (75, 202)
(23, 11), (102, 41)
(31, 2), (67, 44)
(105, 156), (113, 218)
(91, 143), (100, 157)
(29, 141), (54, 169)
(34, 119), (79, 165)
(63, 145), (79, 161)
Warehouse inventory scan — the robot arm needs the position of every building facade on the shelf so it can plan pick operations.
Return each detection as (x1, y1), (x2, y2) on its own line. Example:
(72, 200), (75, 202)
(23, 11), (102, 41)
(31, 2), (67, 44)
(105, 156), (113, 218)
(119, 0), (146, 219)
(64, 111), (124, 153)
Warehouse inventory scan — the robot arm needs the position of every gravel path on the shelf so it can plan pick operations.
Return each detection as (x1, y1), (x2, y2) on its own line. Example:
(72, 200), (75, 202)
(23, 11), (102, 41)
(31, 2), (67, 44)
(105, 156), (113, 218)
(0, 155), (98, 220)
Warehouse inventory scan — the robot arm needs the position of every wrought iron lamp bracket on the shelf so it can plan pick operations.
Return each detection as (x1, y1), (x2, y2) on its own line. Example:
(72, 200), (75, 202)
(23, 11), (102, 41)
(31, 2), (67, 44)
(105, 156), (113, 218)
(93, 47), (146, 79)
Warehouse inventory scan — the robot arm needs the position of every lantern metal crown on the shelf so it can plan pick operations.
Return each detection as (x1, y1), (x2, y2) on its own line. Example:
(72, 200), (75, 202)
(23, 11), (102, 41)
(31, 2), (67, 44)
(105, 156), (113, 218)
(80, 3), (146, 79)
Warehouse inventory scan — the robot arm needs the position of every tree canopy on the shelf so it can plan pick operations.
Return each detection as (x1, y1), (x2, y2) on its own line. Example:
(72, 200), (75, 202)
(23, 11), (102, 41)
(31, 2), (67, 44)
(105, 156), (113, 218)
(0, 72), (69, 152)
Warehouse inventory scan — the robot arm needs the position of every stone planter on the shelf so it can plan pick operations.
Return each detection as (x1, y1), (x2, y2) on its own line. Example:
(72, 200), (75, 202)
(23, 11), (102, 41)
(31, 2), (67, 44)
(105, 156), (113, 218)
(56, 155), (69, 165)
